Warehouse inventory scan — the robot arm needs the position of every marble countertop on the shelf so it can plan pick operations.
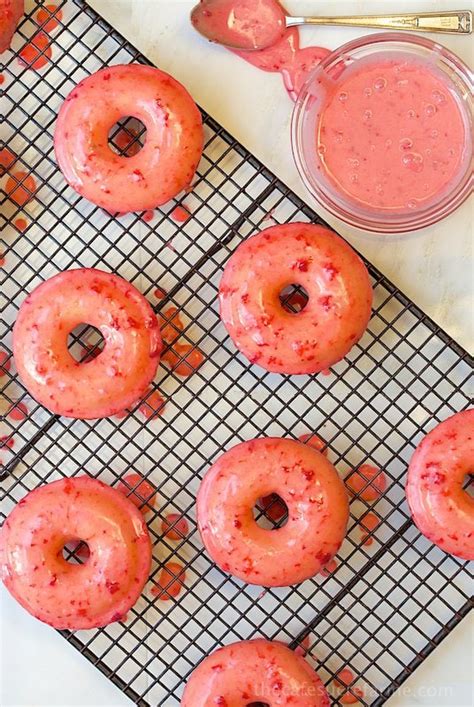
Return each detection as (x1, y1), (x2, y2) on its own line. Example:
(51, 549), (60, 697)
(1, 1), (472, 705)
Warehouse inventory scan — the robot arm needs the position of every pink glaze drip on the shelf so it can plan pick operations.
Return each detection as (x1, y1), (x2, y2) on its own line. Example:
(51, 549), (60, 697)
(299, 432), (328, 456)
(5, 171), (37, 206)
(0, 147), (16, 175)
(18, 31), (52, 70)
(317, 56), (470, 212)
(162, 513), (189, 540)
(117, 472), (157, 515)
(346, 463), (387, 502)
(0, 350), (11, 376)
(142, 209), (154, 222)
(359, 511), (378, 546)
(170, 205), (191, 222)
(8, 401), (28, 421)
(153, 286), (167, 300)
(138, 389), (166, 421)
(152, 562), (186, 600)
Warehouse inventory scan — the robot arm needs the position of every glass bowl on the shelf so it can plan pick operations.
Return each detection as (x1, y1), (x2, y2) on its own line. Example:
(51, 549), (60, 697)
(291, 33), (473, 234)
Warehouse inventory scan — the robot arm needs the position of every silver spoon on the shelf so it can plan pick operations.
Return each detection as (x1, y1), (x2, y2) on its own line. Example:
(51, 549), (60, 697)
(191, 3), (472, 52)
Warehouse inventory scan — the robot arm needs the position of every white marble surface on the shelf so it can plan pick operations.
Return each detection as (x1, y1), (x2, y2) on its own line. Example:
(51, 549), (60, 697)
(1, 1), (473, 705)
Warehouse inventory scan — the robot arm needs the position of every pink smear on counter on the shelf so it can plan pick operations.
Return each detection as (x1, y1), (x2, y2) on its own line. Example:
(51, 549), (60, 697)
(162, 513), (190, 540)
(14, 217), (28, 231)
(35, 4), (63, 32)
(317, 56), (469, 212)
(192, 0), (329, 101)
(117, 472), (157, 514)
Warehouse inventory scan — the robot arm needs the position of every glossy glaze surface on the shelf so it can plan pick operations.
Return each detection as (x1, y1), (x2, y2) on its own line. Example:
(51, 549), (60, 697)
(54, 64), (204, 212)
(0, 0), (23, 52)
(0, 477), (152, 629)
(406, 409), (474, 560)
(191, 0), (286, 51)
(219, 223), (372, 374)
(197, 437), (349, 586)
(181, 638), (330, 706)
(13, 268), (162, 419)
(317, 55), (470, 212)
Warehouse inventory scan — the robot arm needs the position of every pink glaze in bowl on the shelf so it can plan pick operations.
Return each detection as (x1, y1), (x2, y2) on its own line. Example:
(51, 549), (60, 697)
(291, 34), (473, 234)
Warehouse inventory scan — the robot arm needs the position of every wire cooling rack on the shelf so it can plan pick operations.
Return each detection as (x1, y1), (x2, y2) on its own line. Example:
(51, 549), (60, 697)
(1, 1), (473, 705)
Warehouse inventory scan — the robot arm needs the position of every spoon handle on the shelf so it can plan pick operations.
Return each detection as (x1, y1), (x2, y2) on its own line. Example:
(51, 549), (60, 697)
(286, 10), (472, 34)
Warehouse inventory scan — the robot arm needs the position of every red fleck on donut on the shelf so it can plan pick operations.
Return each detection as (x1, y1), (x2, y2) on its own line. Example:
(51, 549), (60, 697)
(406, 409), (474, 560)
(219, 223), (372, 374)
(54, 64), (203, 213)
(181, 639), (330, 706)
(13, 268), (162, 419)
(0, 477), (152, 630)
(197, 437), (349, 586)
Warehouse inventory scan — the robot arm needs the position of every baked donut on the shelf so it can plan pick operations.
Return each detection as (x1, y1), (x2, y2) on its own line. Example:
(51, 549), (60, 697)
(219, 222), (372, 374)
(0, 476), (152, 629)
(54, 64), (203, 213)
(0, 0), (24, 53)
(197, 437), (349, 586)
(13, 268), (162, 419)
(181, 638), (330, 706)
(406, 409), (474, 560)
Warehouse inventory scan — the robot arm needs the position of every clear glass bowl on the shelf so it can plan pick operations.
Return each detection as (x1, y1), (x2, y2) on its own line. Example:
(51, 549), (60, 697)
(291, 33), (473, 234)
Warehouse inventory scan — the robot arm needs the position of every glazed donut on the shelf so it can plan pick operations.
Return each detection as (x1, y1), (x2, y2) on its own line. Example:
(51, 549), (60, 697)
(0, 0), (24, 53)
(219, 222), (372, 374)
(0, 477), (152, 630)
(406, 409), (474, 560)
(181, 638), (330, 706)
(197, 437), (349, 586)
(54, 64), (203, 213)
(13, 268), (162, 419)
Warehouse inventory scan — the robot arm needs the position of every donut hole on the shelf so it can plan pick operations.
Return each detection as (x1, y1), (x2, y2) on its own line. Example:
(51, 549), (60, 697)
(108, 116), (147, 157)
(62, 539), (90, 565)
(254, 493), (289, 529)
(279, 284), (309, 313)
(463, 473), (473, 498)
(247, 703), (270, 707)
(68, 323), (105, 363)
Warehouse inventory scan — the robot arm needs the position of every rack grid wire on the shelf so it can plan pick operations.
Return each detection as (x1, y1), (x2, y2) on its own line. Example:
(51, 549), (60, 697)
(1, 1), (472, 705)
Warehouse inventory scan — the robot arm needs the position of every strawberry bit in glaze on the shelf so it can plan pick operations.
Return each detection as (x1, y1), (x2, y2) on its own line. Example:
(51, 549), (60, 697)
(346, 464), (387, 502)
(35, 4), (62, 32)
(359, 512), (379, 546)
(5, 171), (37, 206)
(170, 204), (191, 222)
(162, 513), (189, 540)
(8, 401), (28, 421)
(299, 432), (328, 456)
(152, 562), (186, 600)
(138, 389), (166, 421)
(18, 32), (52, 70)
(0, 350), (11, 376)
(117, 472), (157, 515)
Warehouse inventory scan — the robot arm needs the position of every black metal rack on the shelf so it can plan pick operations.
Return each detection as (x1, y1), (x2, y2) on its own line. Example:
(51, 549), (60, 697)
(1, 1), (472, 705)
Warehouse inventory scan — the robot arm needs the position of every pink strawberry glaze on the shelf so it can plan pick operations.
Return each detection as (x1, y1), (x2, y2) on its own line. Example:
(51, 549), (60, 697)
(0, 476), (152, 630)
(13, 268), (162, 419)
(219, 223), (372, 375)
(182, 638), (330, 706)
(197, 437), (349, 586)
(54, 64), (204, 213)
(406, 410), (474, 560)
(0, 0), (24, 53)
